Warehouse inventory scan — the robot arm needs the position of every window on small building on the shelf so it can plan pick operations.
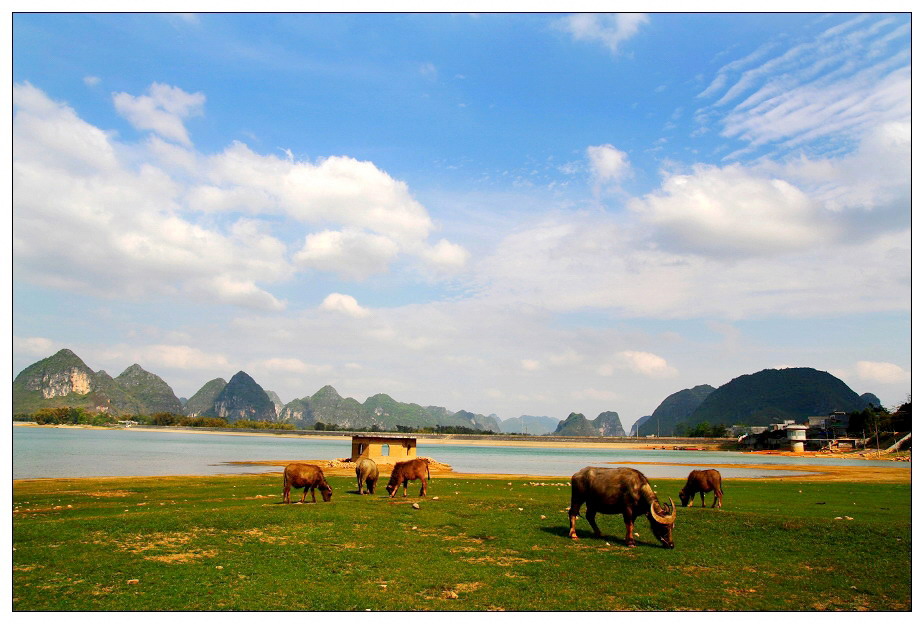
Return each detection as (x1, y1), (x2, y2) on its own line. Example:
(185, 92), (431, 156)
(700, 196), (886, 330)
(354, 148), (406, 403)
(381, 444), (390, 456)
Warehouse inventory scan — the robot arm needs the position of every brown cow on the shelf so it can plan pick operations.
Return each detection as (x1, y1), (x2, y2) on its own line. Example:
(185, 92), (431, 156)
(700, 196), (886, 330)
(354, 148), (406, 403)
(679, 469), (723, 508)
(568, 466), (676, 548)
(355, 458), (379, 495)
(385, 458), (430, 498)
(282, 463), (333, 504)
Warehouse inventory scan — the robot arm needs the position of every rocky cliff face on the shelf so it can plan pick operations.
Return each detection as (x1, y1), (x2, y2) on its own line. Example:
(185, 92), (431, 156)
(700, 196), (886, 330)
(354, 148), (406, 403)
(18, 349), (95, 398)
(38, 367), (93, 398)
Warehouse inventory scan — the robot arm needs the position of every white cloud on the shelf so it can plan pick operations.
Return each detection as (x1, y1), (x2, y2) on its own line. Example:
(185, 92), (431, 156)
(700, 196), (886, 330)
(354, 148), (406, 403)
(629, 163), (835, 257)
(253, 358), (332, 376)
(559, 13), (648, 54)
(113, 82), (205, 146)
(121, 344), (231, 371)
(294, 229), (400, 280)
(587, 144), (631, 190)
(13, 336), (55, 356)
(14, 83), (289, 311)
(855, 361), (909, 384)
(197, 143), (435, 245)
(696, 17), (909, 155)
(14, 82), (467, 312)
(83, 76), (101, 87)
(619, 351), (677, 378)
(521, 359), (541, 371)
(320, 293), (371, 318)
(418, 239), (470, 273)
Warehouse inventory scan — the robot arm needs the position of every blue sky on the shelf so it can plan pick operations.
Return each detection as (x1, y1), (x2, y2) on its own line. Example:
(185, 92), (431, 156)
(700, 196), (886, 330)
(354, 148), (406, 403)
(12, 13), (911, 429)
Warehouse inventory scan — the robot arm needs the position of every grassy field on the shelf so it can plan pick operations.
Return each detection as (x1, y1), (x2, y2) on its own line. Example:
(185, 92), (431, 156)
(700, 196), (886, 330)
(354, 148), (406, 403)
(13, 472), (911, 611)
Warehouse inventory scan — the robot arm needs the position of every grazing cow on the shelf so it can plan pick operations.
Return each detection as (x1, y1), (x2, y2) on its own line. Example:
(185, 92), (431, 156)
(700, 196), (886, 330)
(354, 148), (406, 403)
(679, 469), (723, 508)
(568, 466), (676, 548)
(355, 458), (380, 495)
(282, 463), (333, 504)
(385, 458), (430, 498)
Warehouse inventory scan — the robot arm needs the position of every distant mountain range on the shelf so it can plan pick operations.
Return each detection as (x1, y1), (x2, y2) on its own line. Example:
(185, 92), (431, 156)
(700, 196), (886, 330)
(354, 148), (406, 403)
(14, 349), (881, 436)
(13, 349), (504, 432)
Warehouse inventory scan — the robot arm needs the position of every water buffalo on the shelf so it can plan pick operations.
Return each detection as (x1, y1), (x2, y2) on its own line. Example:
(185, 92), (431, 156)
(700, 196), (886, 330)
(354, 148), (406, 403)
(282, 463), (333, 504)
(385, 458), (430, 498)
(568, 466), (676, 548)
(679, 469), (723, 508)
(355, 458), (379, 495)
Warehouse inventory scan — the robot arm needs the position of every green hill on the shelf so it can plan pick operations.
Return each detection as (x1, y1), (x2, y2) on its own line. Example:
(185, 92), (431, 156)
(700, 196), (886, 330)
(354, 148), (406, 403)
(204, 371), (276, 422)
(553, 413), (597, 436)
(641, 384), (715, 436)
(184, 378), (227, 417)
(115, 364), (183, 414)
(688, 368), (872, 428)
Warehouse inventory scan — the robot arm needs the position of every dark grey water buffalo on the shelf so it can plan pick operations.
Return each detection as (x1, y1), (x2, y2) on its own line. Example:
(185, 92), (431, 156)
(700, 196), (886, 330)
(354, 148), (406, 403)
(385, 458), (431, 498)
(355, 458), (380, 495)
(282, 463), (333, 503)
(568, 466), (676, 548)
(679, 469), (723, 508)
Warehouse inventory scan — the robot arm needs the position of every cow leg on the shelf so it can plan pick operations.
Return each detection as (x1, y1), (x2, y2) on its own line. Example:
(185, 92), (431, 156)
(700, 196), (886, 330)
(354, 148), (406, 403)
(402, 479), (409, 497)
(419, 478), (427, 497)
(700, 492), (705, 507)
(311, 487), (318, 503)
(714, 489), (722, 508)
(283, 483), (291, 504)
(623, 513), (636, 548)
(586, 506), (602, 538)
(300, 487), (308, 504)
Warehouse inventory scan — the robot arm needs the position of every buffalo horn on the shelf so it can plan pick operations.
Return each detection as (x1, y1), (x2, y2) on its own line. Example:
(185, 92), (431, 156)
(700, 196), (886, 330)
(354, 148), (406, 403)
(651, 497), (677, 524)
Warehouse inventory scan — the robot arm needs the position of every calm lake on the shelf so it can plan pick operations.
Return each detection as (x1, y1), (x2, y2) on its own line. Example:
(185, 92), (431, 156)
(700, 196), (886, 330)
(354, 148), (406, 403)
(12, 426), (904, 480)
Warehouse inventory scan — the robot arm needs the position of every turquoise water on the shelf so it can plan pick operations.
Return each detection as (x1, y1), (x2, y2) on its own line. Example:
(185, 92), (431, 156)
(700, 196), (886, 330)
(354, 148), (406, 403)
(12, 426), (904, 480)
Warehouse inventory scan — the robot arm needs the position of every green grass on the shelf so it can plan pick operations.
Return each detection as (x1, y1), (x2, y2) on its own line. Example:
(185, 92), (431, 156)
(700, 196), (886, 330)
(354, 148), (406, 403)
(13, 474), (910, 611)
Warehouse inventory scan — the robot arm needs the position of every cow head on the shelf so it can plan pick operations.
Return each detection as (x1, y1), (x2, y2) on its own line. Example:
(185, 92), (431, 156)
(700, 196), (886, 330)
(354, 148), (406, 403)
(320, 483), (333, 502)
(648, 497), (676, 548)
(385, 483), (398, 497)
(678, 488), (692, 507)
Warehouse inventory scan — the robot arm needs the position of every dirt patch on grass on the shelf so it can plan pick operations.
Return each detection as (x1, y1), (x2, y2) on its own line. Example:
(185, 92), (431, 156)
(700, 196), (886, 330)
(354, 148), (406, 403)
(144, 550), (218, 564)
(461, 555), (544, 566)
(85, 490), (134, 498)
